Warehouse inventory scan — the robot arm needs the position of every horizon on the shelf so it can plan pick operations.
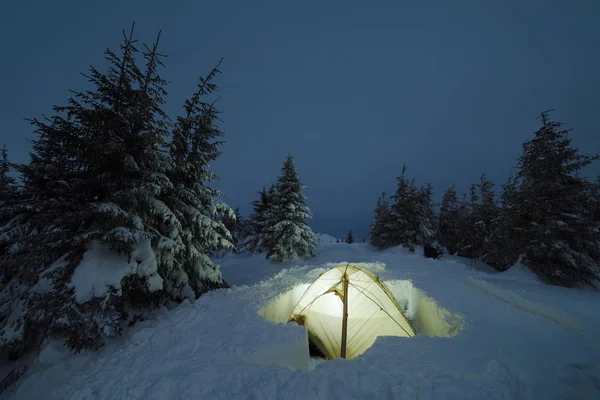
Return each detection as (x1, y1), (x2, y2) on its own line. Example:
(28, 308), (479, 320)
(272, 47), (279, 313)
(2, 1), (599, 239)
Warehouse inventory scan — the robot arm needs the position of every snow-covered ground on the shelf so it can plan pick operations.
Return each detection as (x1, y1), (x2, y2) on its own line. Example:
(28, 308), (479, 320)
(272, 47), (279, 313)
(2, 239), (600, 399)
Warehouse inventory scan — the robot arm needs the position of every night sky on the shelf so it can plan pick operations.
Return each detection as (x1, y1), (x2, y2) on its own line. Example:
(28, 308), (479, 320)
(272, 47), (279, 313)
(1, 0), (599, 238)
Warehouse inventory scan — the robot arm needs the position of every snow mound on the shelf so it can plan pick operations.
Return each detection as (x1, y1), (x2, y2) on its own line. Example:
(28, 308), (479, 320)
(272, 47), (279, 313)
(387, 280), (465, 337)
(315, 233), (339, 245)
(70, 240), (163, 303)
(496, 262), (542, 283)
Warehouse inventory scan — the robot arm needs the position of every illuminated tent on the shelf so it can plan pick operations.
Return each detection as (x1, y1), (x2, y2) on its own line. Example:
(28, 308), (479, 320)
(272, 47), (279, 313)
(288, 264), (416, 360)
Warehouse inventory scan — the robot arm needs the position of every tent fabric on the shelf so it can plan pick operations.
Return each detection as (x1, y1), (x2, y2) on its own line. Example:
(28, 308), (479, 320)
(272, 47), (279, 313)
(288, 264), (416, 360)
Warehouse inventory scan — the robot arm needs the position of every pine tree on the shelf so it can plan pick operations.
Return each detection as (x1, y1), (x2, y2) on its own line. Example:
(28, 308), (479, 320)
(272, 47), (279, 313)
(263, 155), (318, 262)
(439, 185), (462, 255)
(222, 207), (250, 253)
(0, 145), (21, 248)
(390, 165), (429, 251)
(369, 192), (394, 249)
(247, 185), (275, 253)
(0, 26), (236, 358)
(346, 230), (354, 244)
(482, 175), (522, 270)
(415, 183), (440, 247)
(512, 111), (600, 286)
(164, 58), (233, 298)
(391, 165), (417, 250)
(0, 145), (17, 206)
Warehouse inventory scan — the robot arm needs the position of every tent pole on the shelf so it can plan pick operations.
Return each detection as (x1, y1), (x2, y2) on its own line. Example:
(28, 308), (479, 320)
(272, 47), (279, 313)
(340, 273), (349, 359)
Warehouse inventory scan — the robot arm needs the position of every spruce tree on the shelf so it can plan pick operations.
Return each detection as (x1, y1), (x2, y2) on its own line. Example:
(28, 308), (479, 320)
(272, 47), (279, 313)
(482, 175), (522, 270)
(0, 145), (22, 256)
(439, 185), (462, 255)
(263, 155), (318, 262)
(247, 185), (275, 253)
(346, 230), (354, 244)
(369, 192), (394, 249)
(0, 26), (236, 358)
(415, 182), (440, 248)
(513, 111), (599, 286)
(0, 145), (17, 206)
(391, 165), (418, 250)
(165, 58), (233, 298)
(456, 182), (487, 261)
(222, 207), (250, 253)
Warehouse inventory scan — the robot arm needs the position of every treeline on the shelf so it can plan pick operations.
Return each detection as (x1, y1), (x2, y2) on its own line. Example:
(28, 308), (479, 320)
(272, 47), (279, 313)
(369, 111), (600, 288)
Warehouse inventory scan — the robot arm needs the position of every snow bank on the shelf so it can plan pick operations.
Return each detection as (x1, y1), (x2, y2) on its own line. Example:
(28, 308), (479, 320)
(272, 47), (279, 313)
(387, 280), (465, 338)
(70, 240), (163, 303)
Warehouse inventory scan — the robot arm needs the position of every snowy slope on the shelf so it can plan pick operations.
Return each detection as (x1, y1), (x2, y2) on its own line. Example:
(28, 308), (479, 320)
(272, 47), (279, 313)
(315, 233), (340, 245)
(3, 242), (600, 399)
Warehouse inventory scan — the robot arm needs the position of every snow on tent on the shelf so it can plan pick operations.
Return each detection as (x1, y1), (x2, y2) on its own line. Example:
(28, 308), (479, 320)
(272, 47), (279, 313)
(288, 264), (416, 360)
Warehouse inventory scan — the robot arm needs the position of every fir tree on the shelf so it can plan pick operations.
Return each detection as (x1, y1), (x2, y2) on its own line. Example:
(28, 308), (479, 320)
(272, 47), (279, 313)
(0, 145), (17, 207)
(439, 185), (462, 255)
(390, 164), (432, 251)
(2, 26), (176, 357)
(369, 192), (394, 249)
(263, 155), (318, 262)
(247, 185), (275, 253)
(222, 207), (251, 253)
(0, 26), (235, 358)
(482, 175), (522, 270)
(415, 182), (440, 248)
(346, 230), (354, 244)
(390, 164), (419, 250)
(513, 111), (600, 286)
(164, 58), (234, 298)
(0, 145), (21, 250)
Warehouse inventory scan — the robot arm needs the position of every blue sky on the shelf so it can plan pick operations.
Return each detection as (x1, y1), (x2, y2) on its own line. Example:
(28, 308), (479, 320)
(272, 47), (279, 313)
(1, 0), (599, 238)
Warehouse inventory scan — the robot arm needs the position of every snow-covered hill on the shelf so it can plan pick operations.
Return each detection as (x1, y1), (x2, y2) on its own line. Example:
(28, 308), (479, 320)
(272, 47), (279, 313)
(315, 233), (340, 245)
(3, 242), (600, 399)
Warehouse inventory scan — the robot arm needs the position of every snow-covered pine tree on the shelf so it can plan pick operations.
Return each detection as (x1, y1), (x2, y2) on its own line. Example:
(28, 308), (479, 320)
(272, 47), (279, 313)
(369, 192), (395, 249)
(439, 185), (463, 255)
(456, 183), (486, 260)
(415, 182), (441, 249)
(165, 58), (234, 298)
(593, 176), (600, 232)
(0, 144), (22, 257)
(346, 230), (354, 244)
(512, 111), (600, 287)
(263, 155), (318, 262)
(0, 26), (229, 358)
(390, 164), (423, 251)
(482, 175), (523, 270)
(246, 185), (276, 253)
(478, 175), (499, 228)
(222, 207), (250, 253)
(0, 145), (17, 207)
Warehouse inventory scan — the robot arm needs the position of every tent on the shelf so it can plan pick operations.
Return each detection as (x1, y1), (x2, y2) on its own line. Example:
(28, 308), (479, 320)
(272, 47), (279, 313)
(288, 264), (416, 360)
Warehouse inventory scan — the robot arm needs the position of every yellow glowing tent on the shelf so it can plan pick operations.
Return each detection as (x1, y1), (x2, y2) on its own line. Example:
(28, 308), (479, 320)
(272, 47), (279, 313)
(288, 264), (416, 360)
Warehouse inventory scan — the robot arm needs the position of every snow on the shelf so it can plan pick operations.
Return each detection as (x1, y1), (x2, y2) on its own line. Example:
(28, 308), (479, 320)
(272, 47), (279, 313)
(70, 240), (163, 303)
(315, 233), (339, 245)
(3, 241), (600, 399)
